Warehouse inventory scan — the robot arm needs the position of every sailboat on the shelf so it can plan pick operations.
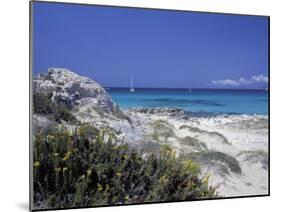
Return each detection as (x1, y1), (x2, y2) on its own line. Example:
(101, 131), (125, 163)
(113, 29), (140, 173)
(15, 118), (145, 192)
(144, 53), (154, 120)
(189, 88), (192, 93)
(130, 75), (135, 93)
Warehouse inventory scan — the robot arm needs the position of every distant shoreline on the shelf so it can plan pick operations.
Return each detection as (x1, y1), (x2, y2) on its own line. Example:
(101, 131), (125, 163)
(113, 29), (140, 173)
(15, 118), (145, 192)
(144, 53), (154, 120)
(105, 87), (268, 91)
(126, 107), (269, 117)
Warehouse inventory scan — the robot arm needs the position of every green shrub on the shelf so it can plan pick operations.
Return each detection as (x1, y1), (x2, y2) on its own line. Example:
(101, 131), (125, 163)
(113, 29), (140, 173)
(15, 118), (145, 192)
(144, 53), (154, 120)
(54, 105), (77, 123)
(33, 92), (55, 115)
(33, 92), (76, 123)
(33, 125), (217, 210)
(187, 151), (241, 174)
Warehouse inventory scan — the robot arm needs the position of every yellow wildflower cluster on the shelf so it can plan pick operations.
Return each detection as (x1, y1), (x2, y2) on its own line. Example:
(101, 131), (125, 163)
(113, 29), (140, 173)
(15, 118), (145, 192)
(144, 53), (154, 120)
(159, 176), (168, 184)
(97, 183), (103, 191)
(34, 161), (40, 168)
(183, 159), (200, 174)
(160, 144), (176, 160)
(63, 151), (71, 161)
(202, 174), (211, 185)
(32, 124), (218, 207)
(86, 169), (92, 176)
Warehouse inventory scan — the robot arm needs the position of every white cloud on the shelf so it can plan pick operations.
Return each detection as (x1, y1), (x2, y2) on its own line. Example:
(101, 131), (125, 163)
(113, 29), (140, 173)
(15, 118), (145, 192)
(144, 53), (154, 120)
(211, 74), (268, 87)
(251, 74), (268, 83)
(211, 79), (240, 86)
(237, 77), (252, 84)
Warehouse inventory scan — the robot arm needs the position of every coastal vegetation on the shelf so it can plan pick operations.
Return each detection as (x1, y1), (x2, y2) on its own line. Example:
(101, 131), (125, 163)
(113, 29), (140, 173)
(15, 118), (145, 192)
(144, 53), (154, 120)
(32, 68), (269, 209)
(33, 124), (217, 209)
(33, 91), (77, 123)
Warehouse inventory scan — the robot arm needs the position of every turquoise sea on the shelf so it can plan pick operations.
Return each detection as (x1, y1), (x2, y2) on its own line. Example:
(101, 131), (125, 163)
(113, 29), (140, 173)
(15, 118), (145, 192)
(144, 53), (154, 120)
(108, 88), (269, 115)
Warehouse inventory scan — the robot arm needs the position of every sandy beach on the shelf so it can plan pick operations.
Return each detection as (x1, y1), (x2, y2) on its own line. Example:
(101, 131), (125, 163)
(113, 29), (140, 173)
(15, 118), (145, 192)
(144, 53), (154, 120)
(116, 110), (269, 197)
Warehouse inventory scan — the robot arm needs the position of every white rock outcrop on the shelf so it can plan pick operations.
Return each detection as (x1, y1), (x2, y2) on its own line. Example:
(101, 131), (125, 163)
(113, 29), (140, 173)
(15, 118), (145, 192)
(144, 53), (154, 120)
(33, 68), (115, 113)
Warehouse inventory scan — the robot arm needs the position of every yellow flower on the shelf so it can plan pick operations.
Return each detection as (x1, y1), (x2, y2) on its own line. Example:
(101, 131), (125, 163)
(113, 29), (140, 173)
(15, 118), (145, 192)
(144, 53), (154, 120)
(54, 153), (59, 157)
(54, 167), (61, 172)
(183, 159), (191, 168)
(81, 175), (85, 180)
(86, 169), (92, 176)
(116, 172), (121, 177)
(63, 151), (71, 161)
(171, 148), (177, 158)
(125, 195), (129, 201)
(97, 183), (103, 191)
(159, 176), (168, 184)
(105, 184), (110, 191)
(123, 154), (128, 160)
(62, 167), (68, 172)
(202, 174), (211, 185)
(34, 161), (40, 168)
(183, 159), (199, 174)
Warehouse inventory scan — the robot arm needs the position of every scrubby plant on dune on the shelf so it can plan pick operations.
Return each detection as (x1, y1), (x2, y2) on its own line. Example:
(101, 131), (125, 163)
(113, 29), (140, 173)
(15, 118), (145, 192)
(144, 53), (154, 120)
(33, 124), (217, 209)
(33, 91), (77, 123)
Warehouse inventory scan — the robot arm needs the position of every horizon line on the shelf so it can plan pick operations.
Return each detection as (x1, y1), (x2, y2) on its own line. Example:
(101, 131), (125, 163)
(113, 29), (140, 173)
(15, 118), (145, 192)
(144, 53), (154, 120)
(103, 86), (268, 91)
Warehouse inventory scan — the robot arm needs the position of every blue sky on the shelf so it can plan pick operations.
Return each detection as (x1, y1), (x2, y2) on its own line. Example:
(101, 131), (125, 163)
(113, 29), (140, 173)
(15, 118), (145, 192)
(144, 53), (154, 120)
(32, 2), (269, 89)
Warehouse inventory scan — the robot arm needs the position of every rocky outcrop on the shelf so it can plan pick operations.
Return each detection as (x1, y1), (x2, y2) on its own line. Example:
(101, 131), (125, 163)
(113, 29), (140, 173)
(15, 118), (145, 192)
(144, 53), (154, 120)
(34, 68), (114, 112)
(32, 68), (136, 148)
(33, 68), (129, 122)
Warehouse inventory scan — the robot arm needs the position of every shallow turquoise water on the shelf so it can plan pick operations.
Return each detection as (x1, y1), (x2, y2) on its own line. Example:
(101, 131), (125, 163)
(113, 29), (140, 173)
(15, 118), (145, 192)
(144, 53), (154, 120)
(108, 88), (268, 115)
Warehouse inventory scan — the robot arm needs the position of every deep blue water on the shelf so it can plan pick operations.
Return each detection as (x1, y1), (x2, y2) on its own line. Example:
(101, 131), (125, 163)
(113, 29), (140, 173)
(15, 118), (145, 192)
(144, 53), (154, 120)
(107, 88), (268, 115)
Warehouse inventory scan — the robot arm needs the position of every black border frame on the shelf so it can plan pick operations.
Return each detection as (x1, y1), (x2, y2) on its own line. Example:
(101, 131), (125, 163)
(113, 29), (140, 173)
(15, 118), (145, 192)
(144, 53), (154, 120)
(29, 1), (270, 211)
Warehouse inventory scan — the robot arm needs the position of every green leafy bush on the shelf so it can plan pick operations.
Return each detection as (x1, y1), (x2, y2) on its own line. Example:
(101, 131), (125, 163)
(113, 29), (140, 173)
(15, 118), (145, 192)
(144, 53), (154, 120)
(33, 125), (217, 210)
(33, 92), (55, 115)
(33, 92), (76, 123)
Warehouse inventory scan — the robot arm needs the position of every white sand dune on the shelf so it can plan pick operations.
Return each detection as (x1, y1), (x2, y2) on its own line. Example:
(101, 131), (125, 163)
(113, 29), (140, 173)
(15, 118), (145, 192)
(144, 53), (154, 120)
(124, 111), (268, 197)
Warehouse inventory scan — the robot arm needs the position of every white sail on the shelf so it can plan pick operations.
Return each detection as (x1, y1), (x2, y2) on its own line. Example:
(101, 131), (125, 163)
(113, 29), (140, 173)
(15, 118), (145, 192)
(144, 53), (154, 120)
(130, 75), (135, 92)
